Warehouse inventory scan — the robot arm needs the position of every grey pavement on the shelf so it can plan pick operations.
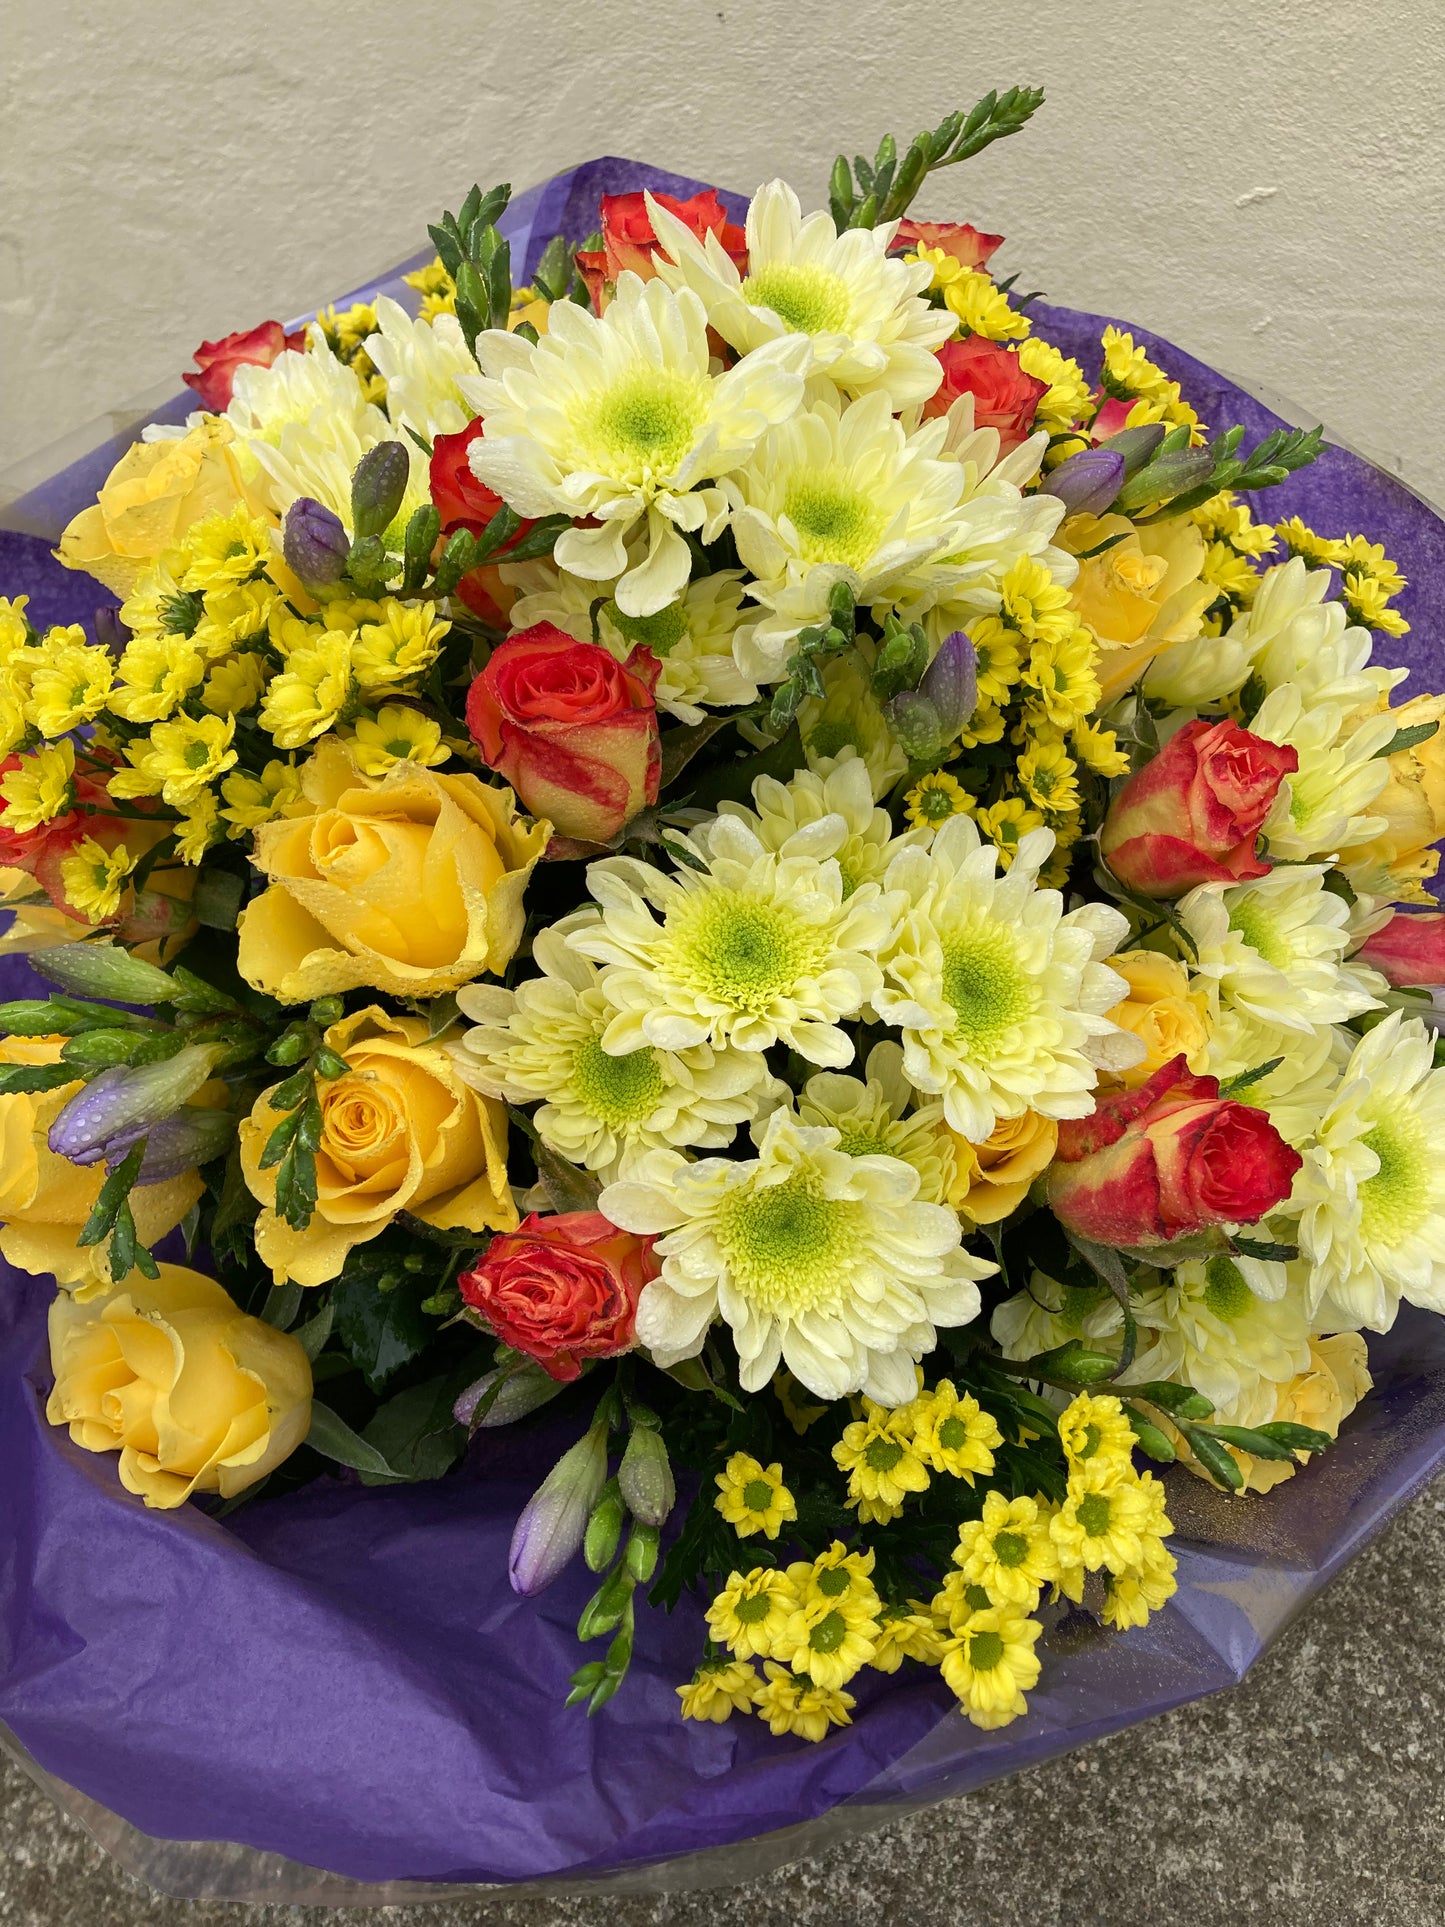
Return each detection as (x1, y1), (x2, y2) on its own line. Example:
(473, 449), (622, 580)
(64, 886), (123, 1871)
(3, 1472), (1444, 1926)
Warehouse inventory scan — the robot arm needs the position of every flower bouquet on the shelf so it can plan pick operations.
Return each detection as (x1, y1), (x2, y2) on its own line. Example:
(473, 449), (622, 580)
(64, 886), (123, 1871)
(3, 88), (1445, 1896)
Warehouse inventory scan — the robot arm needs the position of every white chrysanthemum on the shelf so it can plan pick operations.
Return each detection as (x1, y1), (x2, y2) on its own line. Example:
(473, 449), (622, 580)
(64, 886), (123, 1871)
(875, 814), (1141, 1141)
(1207, 1009), (1353, 1150)
(1296, 1012), (1445, 1331)
(1179, 868), (1386, 1037)
(450, 918), (778, 1178)
(716, 750), (923, 896)
(1143, 628), (1254, 707)
(1123, 1254), (1312, 1416)
(991, 1270), (1125, 1362)
(728, 392), (973, 679)
(364, 295), (476, 441)
(600, 1109), (993, 1402)
(458, 273), (808, 618)
(797, 1040), (954, 1204)
(796, 644), (908, 801)
(229, 333), (431, 538)
(501, 556), (757, 725)
(1252, 683), (1395, 861)
(648, 178), (953, 410)
(570, 814), (899, 1068)
(1238, 558), (1400, 706)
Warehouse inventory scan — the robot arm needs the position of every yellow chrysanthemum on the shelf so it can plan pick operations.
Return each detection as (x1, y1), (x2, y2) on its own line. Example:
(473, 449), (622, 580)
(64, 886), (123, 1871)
(1201, 540), (1261, 606)
(1071, 719), (1131, 777)
(1015, 736), (1080, 816)
(202, 651), (271, 717)
(833, 1402), (931, 1517)
(176, 505), (274, 593)
(1340, 558), (1409, 637)
(108, 633), (206, 724)
(868, 1604), (944, 1673)
(1017, 336), (1094, 434)
(754, 1661), (855, 1741)
(257, 631), (354, 748)
(1193, 490), (1278, 560)
(347, 704), (449, 776)
(939, 1606), (1042, 1730)
(967, 616), (1025, 707)
(705, 1567), (798, 1662)
(58, 838), (134, 921)
(174, 789), (223, 864)
(952, 1492), (1058, 1610)
(0, 740), (75, 831)
(1001, 556), (1075, 648)
(24, 633), (114, 737)
(403, 256), (457, 323)
(109, 713), (237, 809)
(0, 596), (31, 658)
(1057, 1392), (1137, 1478)
(191, 581), (280, 660)
(1050, 1471), (1159, 1576)
(931, 1571), (994, 1634)
(1099, 327), (1204, 441)
(905, 769), (975, 830)
(714, 1452), (798, 1541)
(912, 250), (1029, 341)
(676, 1659), (761, 1724)
(1101, 1540), (1179, 1630)
(1273, 516), (1348, 569)
(220, 758), (304, 837)
(350, 600), (449, 692)
(1022, 628), (1100, 730)
(785, 1541), (881, 1632)
(906, 1379), (1001, 1481)
(973, 795), (1044, 870)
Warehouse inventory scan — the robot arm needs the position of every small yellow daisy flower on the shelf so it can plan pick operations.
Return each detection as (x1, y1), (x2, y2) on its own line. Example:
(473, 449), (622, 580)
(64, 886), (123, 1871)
(705, 1567), (798, 1663)
(174, 789), (223, 865)
(0, 596), (32, 657)
(1341, 571), (1409, 638)
(714, 1452), (798, 1542)
(676, 1659), (761, 1724)
(25, 633), (114, 738)
(258, 632), (355, 749)
(348, 704), (450, 777)
(905, 769), (975, 830)
(1015, 736), (1080, 816)
(202, 651), (271, 718)
(754, 1662), (855, 1742)
(868, 1604), (945, 1673)
(939, 1607), (1042, 1730)
(906, 1380), (1001, 1482)
(832, 1403), (931, 1513)
(1017, 336), (1093, 434)
(178, 506), (274, 594)
(958, 700), (1006, 748)
(775, 1369), (829, 1436)
(932, 1572), (994, 1635)
(192, 582), (280, 660)
(109, 633), (206, 725)
(1071, 719), (1131, 777)
(1201, 540), (1261, 606)
(1001, 557), (1076, 648)
(1050, 1473), (1156, 1577)
(1338, 534), (1406, 595)
(350, 600), (449, 692)
(404, 256), (457, 323)
(785, 1542), (881, 1633)
(221, 758), (304, 837)
(1273, 516), (1348, 569)
(1058, 1392), (1136, 1478)
(776, 1598), (878, 1692)
(966, 616), (1024, 706)
(974, 795), (1044, 869)
(913, 251), (1030, 341)
(109, 713), (237, 810)
(952, 1492), (1058, 1610)
(0, 739), (75, 832)
(1101, 1540), (1178, 1631)
(1022, 629), (1100, 730)
(58, 838), (134, 922)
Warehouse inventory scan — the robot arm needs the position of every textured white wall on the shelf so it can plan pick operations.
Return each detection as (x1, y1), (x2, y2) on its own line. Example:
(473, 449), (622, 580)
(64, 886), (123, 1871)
(4, 0), (1443, 495)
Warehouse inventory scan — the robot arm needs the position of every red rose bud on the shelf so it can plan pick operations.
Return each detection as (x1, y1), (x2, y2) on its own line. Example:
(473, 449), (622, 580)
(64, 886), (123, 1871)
(466, 623), (661, 841)
(458, 1209), (658, 1381)
(1101, 718), (1297, 898)
(182, 320), (306, 412)
(1048, 1055), (1302, 1248)
(1356, 911), (1445, 987)
(1043, 447), (1126, 516)
(892, 219), (1004, 270)
(921, 337), (1047, 452)
(430, 418), (507, 533)
(576, 188), (747, 309)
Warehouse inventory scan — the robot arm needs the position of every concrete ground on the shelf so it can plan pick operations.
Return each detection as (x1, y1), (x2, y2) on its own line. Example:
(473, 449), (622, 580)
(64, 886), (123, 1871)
(3, 1474), (1443, 1927)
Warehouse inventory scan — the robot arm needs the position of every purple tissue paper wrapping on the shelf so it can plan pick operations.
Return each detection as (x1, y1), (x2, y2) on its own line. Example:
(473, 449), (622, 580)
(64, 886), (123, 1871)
(2, 159), (1445, 1901)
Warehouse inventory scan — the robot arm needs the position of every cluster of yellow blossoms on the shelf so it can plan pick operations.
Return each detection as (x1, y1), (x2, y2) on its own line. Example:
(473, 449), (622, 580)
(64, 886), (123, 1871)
(682, 1393), (1177, 1741)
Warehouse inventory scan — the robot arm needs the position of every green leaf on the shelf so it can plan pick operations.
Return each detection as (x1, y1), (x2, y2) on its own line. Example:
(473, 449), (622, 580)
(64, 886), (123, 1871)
(307, 1401), (398, 1477)
(1218, 1058), (1282, 1096)
(1375, 720), (1439, 760)
(659, 715), (735, 791)
(193, 867), (245, 931)
(261, 1281), (303, 1331)
(534, 1137), (603, 1214)
(78, 1140), (146, 1247)
(0, 1061), (81, 1096)
(331, 1268), (432, 1391)
(1064, 1233), (1138, 1374)
(1230, 1236), (1299, 1263)
(359, 1373), (470, 1485)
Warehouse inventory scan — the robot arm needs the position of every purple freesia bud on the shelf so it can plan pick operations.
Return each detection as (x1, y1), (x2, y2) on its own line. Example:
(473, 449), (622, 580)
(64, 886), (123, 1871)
(113, 1106), (237, 1184)
(1043, 447), (1127, 517)
(919, 629), (978, 739)
(508, 1417), (609, 1597)
(1114, 447), (1215, 515)
(454, 1359), (567, 1430)
(93, 606), (131, 657)
(283, 497), (349, 589)
(49, 1044), (225, 1165)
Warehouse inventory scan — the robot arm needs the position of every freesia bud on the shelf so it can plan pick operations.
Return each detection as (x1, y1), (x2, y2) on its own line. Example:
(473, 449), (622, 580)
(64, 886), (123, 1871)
(121, 1106), (237, 1184)
(1043, 447), (1126, 516)
(886, 689), (944, 760)
(453, 1359), (568, 1429)
(1114, 448), (1215, 515)
(30, 942), (178, 1007)
(93, 606), (130, 657)
(349, 442), (411, 542)
(1097, 422), (1167, 476)
(283, 497), (349, 589)
(48, 1044), (226, 1165)
(508, 1416), (610, 1597)
(918, 629), (978, 739)
(617, 1423), (674, 1528)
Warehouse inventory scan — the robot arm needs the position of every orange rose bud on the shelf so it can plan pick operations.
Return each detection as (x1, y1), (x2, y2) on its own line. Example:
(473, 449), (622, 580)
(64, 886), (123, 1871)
(466, 622), (661, 842)
(575, 188), (747, 310)
(459, 1211), (659, 1381)
(893, 218), (1004, 269)
(1048, 1055), (1302, 1249)
(921, 337), (1047, 450)
(1355, 910), (1445, 987)
(182, 320), (306, 411)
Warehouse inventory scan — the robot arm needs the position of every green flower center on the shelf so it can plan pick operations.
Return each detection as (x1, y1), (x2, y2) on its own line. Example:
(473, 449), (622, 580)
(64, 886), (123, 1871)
(939, 924), (1037, 1055)
(742, 1479), (775, 1512)
(992, 1530), (1029, 1569)
(735, 1590), (774, 1625)
(919, 786), (957, 822)
(1076, 1492), (1112, 1537)
(742, 262), (852, 335)
(782, 474), (887, 570)
(864, 1437), (904, 1473)
(810, 1610), (849, 1655)
(582, 369), (706, 479)
(606, 598), (689, 656)
(937, 1416), (968, 1451)
(807, 718), (863, 760)
(1360, 1118), (1431, 1243)
(816, 1565), (851, 1598)
(718, 1174), (862, 1316)
(569, 1032), (667, 1128)
(968, 1629), (1005, 1672)
(666, 888), (828, 1015)
(963, 1583), (991, 1612)
(1204, 1254), (1253, 1321)
(1075, 1423), (1102, 1460)
(184, 740), (212, 770)
(836, 1127), (891, 1158)
(1228, 899), (1288, 969)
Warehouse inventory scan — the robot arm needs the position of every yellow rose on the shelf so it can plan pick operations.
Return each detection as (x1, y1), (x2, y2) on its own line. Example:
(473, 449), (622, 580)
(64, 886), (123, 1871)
(1102, 952), (1212, 1087)
(55, 418), (270, 600)
(0, 1036), (202, 1292)
(1232, 1334), (1373, 1495)
(947, 1110), (1059, 1225)
(239, 1006), (517, 1287)
(1062, 512), (1215, 704)
(45, 1263), (312, 1508)
(236, 736), (549, 1004)
(1341, 692), (1445, 900)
